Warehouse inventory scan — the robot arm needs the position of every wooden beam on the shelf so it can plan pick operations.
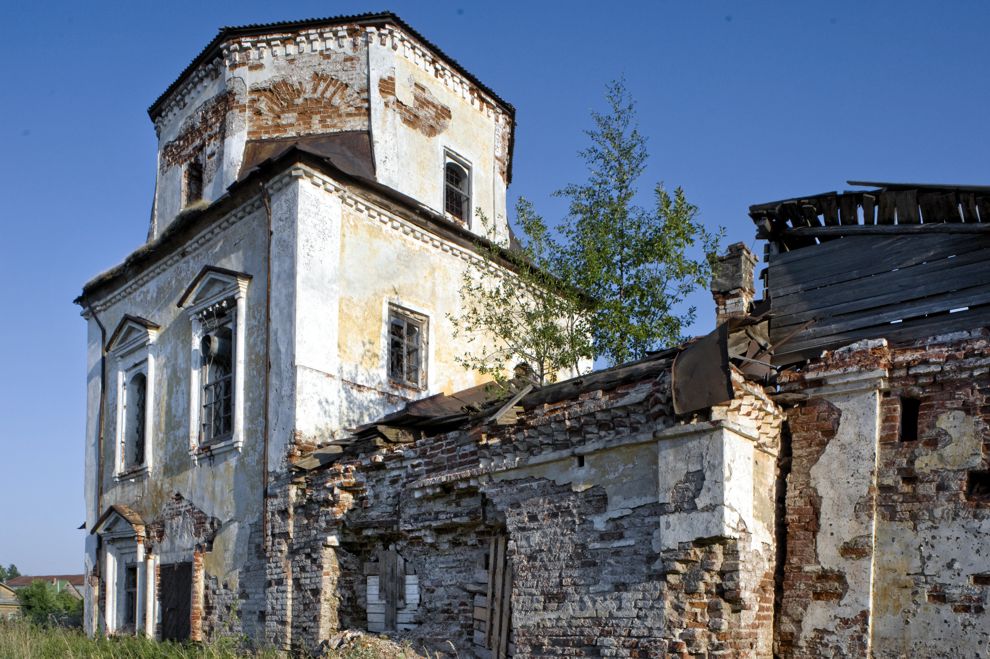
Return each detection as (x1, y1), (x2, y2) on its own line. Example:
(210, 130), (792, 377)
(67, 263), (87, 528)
(783, 223), (990, 238)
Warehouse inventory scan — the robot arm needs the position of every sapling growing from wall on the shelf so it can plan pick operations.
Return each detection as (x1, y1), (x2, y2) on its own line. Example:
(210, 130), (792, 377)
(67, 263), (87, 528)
(450, 203), (593, 385)
(556, 79), (723, 365)
(451, 79), (722, 381)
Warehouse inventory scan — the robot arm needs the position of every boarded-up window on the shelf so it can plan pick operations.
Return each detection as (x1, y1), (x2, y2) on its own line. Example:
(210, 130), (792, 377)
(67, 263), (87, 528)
(366, 547), (419, 632)
(159, 562), (192, 642)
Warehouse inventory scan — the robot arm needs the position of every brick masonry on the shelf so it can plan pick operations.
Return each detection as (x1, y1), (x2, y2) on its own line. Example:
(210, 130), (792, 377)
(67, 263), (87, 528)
(259, 364), (783, 656)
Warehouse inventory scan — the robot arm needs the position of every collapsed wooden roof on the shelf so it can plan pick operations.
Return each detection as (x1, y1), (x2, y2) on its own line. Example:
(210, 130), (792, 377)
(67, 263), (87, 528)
(750, 181), (990, 252)
(752, 181), (990, 364)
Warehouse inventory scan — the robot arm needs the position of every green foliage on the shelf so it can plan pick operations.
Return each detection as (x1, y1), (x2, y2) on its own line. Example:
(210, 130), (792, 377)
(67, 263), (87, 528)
(15, 581), (82, 626)
(0, 565), (19, 583)
(450, 205), (593, 385)
(556, 79), (723, 365)
(450, 79), (723, 380)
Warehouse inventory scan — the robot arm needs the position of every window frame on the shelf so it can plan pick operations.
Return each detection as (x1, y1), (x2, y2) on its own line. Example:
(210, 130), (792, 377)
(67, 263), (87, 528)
(93, 511), (149, 637)
(178, 267), (251, 461)
(107, 317), (158, 481)
(442, 149), (472, 227)
(386, 304), (428, 391)
(183, 160), (204, 208)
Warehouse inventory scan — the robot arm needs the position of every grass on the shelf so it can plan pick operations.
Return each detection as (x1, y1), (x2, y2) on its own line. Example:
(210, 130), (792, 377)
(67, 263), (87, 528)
(0, 619), (425, 659)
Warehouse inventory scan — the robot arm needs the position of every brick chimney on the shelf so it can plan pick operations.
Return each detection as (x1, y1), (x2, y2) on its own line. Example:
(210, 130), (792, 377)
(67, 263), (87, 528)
(711, 242), (757, 324)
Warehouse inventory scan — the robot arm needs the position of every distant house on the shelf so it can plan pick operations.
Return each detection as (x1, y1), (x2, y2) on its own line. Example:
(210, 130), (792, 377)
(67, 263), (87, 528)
(5, 575), (84, 600)
(0, 583), (19, 619)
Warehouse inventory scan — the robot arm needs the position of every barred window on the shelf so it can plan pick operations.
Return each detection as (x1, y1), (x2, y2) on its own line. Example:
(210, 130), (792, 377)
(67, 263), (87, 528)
(123, 371), (146, 468)
(388, 308), (426, 388)
(123, 565), (138, 628)
(200, 312), (234, 444)
(444, 161), (470, 223)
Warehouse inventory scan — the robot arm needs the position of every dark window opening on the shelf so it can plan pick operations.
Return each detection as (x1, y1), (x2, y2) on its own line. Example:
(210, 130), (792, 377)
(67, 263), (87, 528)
(899, 397), (921, 442)
(575, 455), (585, 468)
(124, 372), (147, 468)
(965, 470), (990, 503)
(388, 310), (425, 388)
(123, 565), (137, 628)
(184, 161), (203, 206)
(444, 162), (469, 223)
(201, 323), (233, 444)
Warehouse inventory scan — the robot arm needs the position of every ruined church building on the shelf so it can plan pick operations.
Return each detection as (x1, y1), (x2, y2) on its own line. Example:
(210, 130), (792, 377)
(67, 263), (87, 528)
(77, 12), (990, 657)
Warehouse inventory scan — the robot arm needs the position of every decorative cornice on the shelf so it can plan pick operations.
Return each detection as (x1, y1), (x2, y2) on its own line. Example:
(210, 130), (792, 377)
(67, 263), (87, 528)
(153, 22), (511, 133)
(291, 164), (493, 271)
(87, 197), (264, 314)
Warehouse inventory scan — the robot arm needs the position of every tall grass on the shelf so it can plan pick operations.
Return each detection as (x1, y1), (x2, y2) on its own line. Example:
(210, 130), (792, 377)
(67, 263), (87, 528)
(0, 620), (426, 658)
(0, 620), (278, 659)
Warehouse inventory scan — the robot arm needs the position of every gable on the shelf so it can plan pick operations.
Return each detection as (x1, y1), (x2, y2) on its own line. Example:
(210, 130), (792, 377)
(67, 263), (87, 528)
(177, 266), (252, 310)
(106, 315), (160, 354)
(92, 504), (145, 538)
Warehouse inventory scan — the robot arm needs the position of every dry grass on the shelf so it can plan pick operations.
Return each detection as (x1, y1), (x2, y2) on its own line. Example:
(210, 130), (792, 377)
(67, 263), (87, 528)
(0, 620), (427, 659)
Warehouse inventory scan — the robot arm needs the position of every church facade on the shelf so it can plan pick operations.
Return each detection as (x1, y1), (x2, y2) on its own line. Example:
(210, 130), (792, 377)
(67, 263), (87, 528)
(79, 12), (990, 658)
(77, 12), (519, 644)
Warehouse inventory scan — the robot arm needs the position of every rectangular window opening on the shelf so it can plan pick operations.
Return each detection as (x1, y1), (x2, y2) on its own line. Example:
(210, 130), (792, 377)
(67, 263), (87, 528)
(965, 470), (990, 503)
(899, 397), (921, 442)
(388, 307), (426, 389)
(124, 565), (138, 628)
(184, 161), (204, 207)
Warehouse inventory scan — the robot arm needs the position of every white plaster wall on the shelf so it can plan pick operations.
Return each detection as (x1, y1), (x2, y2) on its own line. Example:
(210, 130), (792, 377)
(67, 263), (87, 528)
(870, 408), (990, 656)
(329, 179), (516, 433)
(82, 182), (280, 634)
(292, 179), (342, 444)
(368, 39), (508, 241)
(800, 387), (881, 651)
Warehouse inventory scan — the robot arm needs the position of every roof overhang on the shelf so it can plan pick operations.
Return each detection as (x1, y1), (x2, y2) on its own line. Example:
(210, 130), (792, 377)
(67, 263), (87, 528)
(91, 504), (145, 538)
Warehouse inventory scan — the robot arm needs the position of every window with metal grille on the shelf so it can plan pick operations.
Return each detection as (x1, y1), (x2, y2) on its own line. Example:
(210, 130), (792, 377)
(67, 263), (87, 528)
(444, 161), (469, 223)
(184, 161), (203, 207)
(388, 308), (426, 388)
(123, 371), (146, 468)
(201, 322), (233, 444)
(123, 565), (138, 628)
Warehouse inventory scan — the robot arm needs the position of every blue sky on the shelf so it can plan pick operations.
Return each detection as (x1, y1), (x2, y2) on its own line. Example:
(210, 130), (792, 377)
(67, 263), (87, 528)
(2, 1), (989, 574)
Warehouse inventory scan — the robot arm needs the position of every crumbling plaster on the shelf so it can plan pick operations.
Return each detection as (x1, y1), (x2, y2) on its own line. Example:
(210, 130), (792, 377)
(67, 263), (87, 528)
(151, 24), (510, 244)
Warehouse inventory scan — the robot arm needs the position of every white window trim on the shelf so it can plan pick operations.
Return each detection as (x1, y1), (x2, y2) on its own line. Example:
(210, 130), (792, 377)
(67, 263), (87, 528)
(181, 272), (249, 461)
(442, 148), (473, 228)
(382, 299), (431, 394)
(102, 527), (148, 636)
(109, 323), (158, 481)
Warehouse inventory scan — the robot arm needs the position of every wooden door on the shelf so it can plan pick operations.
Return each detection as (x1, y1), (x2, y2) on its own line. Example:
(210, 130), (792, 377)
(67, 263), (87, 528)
(159, 562), (192, 641)
(484, 535), (512, 658)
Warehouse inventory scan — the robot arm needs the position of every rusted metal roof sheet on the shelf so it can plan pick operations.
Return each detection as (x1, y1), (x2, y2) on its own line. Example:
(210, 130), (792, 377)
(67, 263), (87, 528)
(671, 323), (733, 415)
(239, 132), (375, 182)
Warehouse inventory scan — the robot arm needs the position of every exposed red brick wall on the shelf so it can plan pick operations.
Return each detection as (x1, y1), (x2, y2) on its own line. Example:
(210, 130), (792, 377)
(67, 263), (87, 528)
(378, 75), (452, 138)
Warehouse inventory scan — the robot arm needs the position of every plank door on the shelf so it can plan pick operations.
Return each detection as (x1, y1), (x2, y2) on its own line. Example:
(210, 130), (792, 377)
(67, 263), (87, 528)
(159, 561), (192, 641)
(484, 534), (512, 658)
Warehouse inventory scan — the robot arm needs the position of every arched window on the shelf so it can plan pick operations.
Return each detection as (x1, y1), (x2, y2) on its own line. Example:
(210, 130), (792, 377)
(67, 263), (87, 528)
(124, 372), (147, 467)
(444, 161), (470, 223)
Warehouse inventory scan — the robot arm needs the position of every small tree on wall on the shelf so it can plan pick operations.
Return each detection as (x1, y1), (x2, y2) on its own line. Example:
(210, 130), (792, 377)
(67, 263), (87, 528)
(451, 204), (593, 385)
(450, 79), (722, 380)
